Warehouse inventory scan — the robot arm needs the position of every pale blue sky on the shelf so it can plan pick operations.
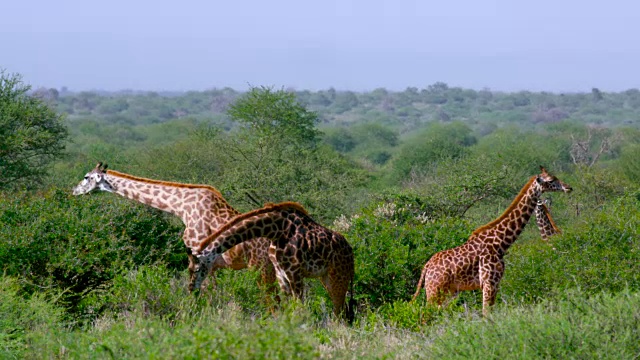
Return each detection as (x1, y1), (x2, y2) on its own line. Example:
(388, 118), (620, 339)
(1, 0), (638, 92)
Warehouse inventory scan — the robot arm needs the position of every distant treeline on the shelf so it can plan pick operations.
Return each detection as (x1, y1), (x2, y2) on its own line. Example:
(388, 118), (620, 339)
(32, 83), (640, 131)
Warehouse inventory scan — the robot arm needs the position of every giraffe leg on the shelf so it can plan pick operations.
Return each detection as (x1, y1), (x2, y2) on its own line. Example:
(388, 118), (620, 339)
(320, 268), (351, 320)
(424, 270), (453, 308)
(250, 246), (280, 306)
(270, 247), (294, 298)
(259, 261), (280, 311)
(481, 283), (498, 317)
(480, 258), (504, 316)
(289, 273), (305, 302)
(426, 286), (451, 308)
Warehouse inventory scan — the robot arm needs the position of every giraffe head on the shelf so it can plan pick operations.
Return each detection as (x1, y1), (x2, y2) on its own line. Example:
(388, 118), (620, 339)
(72, 162), (115, 195)
(189, 251), (216, 292)
(535, 166), (572, 194)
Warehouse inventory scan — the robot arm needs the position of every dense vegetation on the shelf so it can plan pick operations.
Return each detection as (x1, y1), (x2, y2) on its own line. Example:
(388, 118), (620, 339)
(2, 74), (640, 358)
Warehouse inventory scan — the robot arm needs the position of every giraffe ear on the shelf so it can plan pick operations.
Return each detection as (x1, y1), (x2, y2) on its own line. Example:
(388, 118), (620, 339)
(539, 165), (548, 174)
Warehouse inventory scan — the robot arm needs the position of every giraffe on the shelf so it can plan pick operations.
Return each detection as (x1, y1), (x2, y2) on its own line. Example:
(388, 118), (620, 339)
(71, 162), (276, 295)
(411, 166), (572, 316)
(535, 198), (561, 241)
(192, 202), (355, 321)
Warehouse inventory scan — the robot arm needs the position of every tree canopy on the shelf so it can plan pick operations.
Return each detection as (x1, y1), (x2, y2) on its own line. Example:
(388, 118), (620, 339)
(0, 71), (68, 189)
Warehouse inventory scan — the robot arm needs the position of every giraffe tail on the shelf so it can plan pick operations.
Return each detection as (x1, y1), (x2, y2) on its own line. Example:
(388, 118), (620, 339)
(411, 265), (428, 301)
(346, 277), (356, 324)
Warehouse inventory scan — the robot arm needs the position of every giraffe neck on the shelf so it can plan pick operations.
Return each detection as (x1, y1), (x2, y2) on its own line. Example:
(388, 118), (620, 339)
(535, 201), (560, 240)
(198, 202), (308, 255)
(104, 171), (237, 227)
(202, 210), (288, 256)
(473, 176), (541, 251)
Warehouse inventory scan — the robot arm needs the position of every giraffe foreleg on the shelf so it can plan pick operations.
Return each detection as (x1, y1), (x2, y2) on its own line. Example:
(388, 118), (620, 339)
(259, 260), (280, 309)
(480, 258), (504, 317)
(288, 271), (305, 302)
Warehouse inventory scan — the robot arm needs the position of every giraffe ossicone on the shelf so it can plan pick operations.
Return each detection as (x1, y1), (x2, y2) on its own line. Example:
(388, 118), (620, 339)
(193, 202), (355, 321)
(72, 162), (276, 296)
(412, 166), (572, 316)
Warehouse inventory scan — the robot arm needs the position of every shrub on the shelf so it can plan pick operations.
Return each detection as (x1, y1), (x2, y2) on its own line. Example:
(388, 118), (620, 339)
(501, 192), (640, 304)
(341, 199), (474, 307)
(0, 188), (184, 314)
(0, 276), (63, 359)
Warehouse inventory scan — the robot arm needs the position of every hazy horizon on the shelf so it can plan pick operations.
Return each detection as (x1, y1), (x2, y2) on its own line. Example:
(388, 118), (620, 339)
(2, 0), (639, 93)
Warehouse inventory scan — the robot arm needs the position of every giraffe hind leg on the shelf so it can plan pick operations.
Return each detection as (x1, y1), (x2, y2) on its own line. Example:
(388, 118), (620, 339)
(321, 268), (351, 320)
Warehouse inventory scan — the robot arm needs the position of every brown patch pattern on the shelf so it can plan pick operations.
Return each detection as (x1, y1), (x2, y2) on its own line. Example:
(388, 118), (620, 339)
(412, 167), (571, 316)
(193, 202), (354, 321)
(72, 164), (277, 298)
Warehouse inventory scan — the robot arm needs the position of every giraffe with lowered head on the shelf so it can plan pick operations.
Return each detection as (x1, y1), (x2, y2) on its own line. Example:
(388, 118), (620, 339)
(412, 166), (572, 316)
(71, 162), (276, 294)
(192, 202), (355, 321)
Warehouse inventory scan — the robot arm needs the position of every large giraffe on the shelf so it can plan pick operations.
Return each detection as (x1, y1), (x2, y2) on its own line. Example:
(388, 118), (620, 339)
(535, 198), (561, 241)
(412, 166), (572, 316)
(71, 162), (275, 293)
(192, 202), (355, 321)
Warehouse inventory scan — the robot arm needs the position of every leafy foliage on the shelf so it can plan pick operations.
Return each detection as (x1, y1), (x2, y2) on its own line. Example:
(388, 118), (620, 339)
(0, 71), (68, 189)
(0, 277), (62, 359)
(4, 75), (640, 357)
(391, 122), (476, 180)
(0, 188), (184, 314)
(341, 199), (474, 307)
(228, 86), (320, 148)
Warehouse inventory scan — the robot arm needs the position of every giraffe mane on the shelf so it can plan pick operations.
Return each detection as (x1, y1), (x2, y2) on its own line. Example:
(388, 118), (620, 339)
(198, 201), (308, 251)
(471, 175), (537, 236)
(540, 203), (561, 233)
(106, 170), (225, 198)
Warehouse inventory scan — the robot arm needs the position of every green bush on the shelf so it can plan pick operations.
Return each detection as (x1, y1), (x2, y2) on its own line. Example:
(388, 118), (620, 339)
(28, 283), (322, 359)
(340, 199), (474, 307)
(0, 188), (184, 314)
(390, 122), (476, 181)
(0, 276), (63, 359)
(501, 192), (640, 304)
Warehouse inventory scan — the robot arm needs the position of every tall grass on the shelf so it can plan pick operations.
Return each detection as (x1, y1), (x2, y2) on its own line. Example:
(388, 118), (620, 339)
(427, 289), (640, 359)
(9, 267), (640, 359)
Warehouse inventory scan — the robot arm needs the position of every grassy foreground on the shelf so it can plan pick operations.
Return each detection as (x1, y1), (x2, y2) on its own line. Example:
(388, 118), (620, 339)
(3, 268), (640, 359)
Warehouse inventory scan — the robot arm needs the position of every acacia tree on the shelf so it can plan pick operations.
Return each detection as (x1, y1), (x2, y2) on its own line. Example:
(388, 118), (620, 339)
(227, 86), (320, 148)
(219, 86), (363, 220)
(222, 86), (320, 177)
(0, 71), (68, 189)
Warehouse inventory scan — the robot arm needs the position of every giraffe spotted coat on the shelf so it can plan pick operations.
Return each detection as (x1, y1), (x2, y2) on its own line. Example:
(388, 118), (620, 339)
(412, 166), (572, 316)
(193, 202), (355, 321)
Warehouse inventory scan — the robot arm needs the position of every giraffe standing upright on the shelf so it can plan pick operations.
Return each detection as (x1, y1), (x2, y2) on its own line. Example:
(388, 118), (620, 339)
(535, 198), (561, 241)
(412, 166), (572, 316)
(71, 162), (276, 294)
(192, 202), (355, 321)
